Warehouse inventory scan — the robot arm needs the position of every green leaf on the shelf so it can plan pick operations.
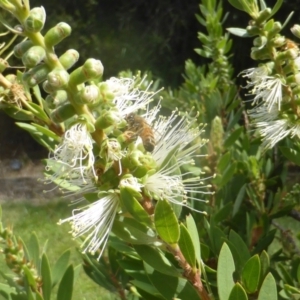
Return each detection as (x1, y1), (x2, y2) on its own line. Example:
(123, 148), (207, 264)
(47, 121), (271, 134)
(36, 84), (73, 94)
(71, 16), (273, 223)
(278, 263), (293, 286)
(26, 233), (40, 270)
(131, 280), (163, 299)
(228, 283), (248, 300)
(3, 106), (34, 121)
(258, 273), (277, 300)
(82, 254), (116, 292)
(227, 28), (251, 37)
(120, 187), (152, 226)
(112, 217), (159, 245)
(178, 224), (196, 268)
(144, 263), (200, 300)
(228, 0), (245, 11)
(279, 146), (300, 166)
(186, 214), (201, 266)
(23, 265), (38, 291)
(259, 251), (270, 286)
(241, 255), (261, 293)
(25, 101), (49, 123)
(217, 151), (231, 173)
(134, 245), (180, 277)
(41, 254), (52, 300)
(35, 291), (44, 300)
(229, 230), (250, 267)
(209, 226), (227, 255)
(16, 122), (59, 151)
(269, 0), (283, 18)
(253, 229), (276, 254)
(224, 127), (243, 148)
(217, 243), (235, 300)
(154, 199), (180, 244)
(213, 202), (233, 223)
(233, 184), (246, 216)
(52, 250), (71, 287)
(57, 265), (74, 300)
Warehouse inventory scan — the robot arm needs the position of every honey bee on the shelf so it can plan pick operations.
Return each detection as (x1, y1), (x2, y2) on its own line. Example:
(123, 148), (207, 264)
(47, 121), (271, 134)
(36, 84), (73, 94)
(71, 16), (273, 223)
(125, 113), (156, 152)
(281, 39), (299, 52)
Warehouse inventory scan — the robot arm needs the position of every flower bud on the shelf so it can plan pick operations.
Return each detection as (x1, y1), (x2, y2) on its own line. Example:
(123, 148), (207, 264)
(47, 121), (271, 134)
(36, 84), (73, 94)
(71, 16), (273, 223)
(5, 74), (16, 83)
(69, 59), (104, 86)
(246, 25), (260, 36)
(100, 138), (124, 169)
(272, 36), (285, 48)
(51, 103), (76, 123)
(95, 110), (122, 129)
(255, 8), (272, 25)
(44, 22), (72, 47)
(24, 6), (46, 33)
(291, 25), (300, 39)
(122, 150), (157, 178)
(14, 41), (34, 58)
(250, 47), (270, 60)
(210, 116), (224, 152)
(42, 80), (56, 93)
(22, 64), (50, 87)
(75, 84), (100, 105)
(276, 49), (299, 61)
(253, 36), (267, 48)
(58, 49), (79, 70)
(0, 59), (9, 72)
(268, 21), (282, 36)
(47, 68), (70, 89)
(22, 46), (46, 68)
(45, 90), (68, 108)
(119, 174), (143, 199)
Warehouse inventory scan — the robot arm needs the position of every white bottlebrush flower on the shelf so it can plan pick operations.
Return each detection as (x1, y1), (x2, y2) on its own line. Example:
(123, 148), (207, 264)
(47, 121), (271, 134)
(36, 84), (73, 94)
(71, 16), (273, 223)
(240, 66), (269, 87)
(248, 104), (296, 149)
(141, 108), (210, 212)
(240, 66), (284, 111)
(106, 76), (161, 117)
(45, 123), (97, 189)
(58, 193), (120, 259)
(251, 76), (283, 111)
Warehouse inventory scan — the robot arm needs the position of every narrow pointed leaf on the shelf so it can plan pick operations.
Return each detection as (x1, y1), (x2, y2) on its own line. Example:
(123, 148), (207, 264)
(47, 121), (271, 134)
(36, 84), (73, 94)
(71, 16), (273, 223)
(120, 187), (152, 226)
(26, 233), (40, 268)
(229, 230), (250, 266)
(134, 245), (180, 277)
(186, 214), (201, 265)
(228, 0), (244, 11)
(23, 265), (37, 291)
(154, 199), (180, 244)
(41, 254), (52, 300)
(52, 250), (71, 287)
(57, 265), (74, 300)
(259, 251), (270, 285)
(178, 224), (196, 268)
